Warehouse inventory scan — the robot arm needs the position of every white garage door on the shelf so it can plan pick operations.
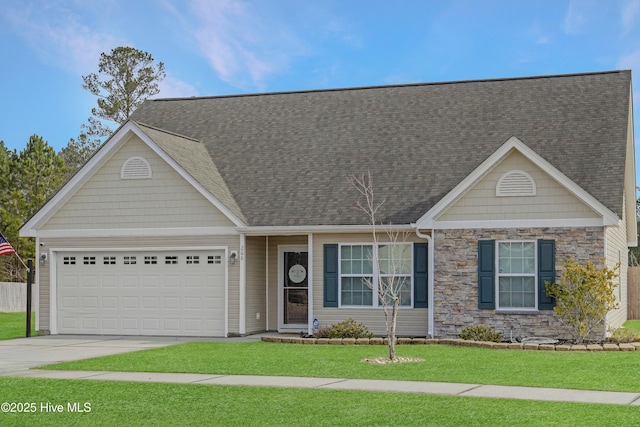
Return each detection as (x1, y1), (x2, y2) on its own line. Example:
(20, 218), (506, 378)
(56, 250), (226, 337)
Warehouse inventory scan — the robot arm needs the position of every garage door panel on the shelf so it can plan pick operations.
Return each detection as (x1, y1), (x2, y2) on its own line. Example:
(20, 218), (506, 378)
(142, 297), (160, 309)
(122, 276), (138, 288)
(184, 297), (202, 310)
(81, 296), (98, 309)
(81, 277), (98, 288)
(57, 250), (226, 337)
(163, 319), (181, 331)
(102, 297), (118, 309)
(206, 297), (224, 310)
(122, 296), (139, 309)
(122, 318), (139, 330)
(102, 276), (118, 288)
(163, 297), (181, 309)
(164, 276), (181, 287)
(101, 318), (118, 331)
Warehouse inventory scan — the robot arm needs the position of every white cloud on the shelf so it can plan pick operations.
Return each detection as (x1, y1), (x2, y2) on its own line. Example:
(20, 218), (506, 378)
(156, 75), (200, 99)
(3, 3), (122, 75)
(563, 0), (591, 35)
(187, 0), (307, 90)
(622, 0), (640, 34)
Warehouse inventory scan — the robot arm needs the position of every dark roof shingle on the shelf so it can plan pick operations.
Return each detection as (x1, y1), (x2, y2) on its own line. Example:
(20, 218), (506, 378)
(130, 70), (632, 227)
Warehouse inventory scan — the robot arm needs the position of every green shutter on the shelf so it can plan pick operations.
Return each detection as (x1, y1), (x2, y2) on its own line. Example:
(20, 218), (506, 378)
(538, 239), (556, 310)
(323, 244), (339, 307)
(414, 243), (428, 308)
(478, 240), (495, 309)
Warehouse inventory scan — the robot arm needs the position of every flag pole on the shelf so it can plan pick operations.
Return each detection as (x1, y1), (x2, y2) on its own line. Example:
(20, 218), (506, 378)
(26, 259), (32, 338)
(16, 253), (29, 273)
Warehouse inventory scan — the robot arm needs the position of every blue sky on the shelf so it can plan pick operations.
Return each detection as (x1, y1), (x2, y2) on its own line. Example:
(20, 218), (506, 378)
(1, 0), (640, 159)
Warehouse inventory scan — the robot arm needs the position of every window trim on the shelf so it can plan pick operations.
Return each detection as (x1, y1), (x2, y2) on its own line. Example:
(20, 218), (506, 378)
(338, 242), (413, 309)
(495, 240), (538, 311)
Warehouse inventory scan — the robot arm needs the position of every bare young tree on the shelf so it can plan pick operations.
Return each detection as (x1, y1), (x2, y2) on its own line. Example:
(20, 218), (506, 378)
(349, 171), (411, 360)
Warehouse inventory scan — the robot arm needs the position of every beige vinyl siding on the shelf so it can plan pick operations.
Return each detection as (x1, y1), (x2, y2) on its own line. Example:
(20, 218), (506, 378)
(245, 236), (267, 334)
(37, 235), (239, 335)
(42, 136), (235, 230)
(605, 194), (629, 331)
(312, 233), (429, 337)
(438, 151), (601, 222)
(266, 236), (308, 331)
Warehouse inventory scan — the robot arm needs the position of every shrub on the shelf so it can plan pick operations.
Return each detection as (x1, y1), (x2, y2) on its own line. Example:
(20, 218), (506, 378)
(545, 258), (619, 343)
(326, 318), (374, 339)
(607, 327), (640, 343)
(313, 326), (331, 338)
(459, 325), (502, 342)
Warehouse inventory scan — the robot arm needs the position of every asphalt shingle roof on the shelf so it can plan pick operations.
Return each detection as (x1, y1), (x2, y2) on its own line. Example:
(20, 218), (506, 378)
(129, 70), (632, 227)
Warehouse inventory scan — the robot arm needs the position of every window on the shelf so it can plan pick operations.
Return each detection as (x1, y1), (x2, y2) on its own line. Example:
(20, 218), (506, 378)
(144, 256), (157, 265)
(83, 256), (96, 265)
(165, 256), (178, 265)
(208, 255), (222, 264)
(186, 255), (200, 264)
(103, 256), (116, 265)
(478, 239), (555, 311)
(497, 241), (536, 309)
(339, 243), (412, 307)
(63, 256), (76, 265)
(124, 256), (137, 265)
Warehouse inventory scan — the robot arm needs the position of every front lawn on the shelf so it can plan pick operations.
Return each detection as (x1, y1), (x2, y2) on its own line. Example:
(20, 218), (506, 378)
(623, 320), (640, 333)
(44, 341), (640, 392)
(0, 312), (35, 340)
(0, 377), (638, 426)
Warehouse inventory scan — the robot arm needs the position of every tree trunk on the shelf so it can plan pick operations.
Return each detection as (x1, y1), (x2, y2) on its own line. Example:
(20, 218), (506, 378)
(388, 299), (399, 360)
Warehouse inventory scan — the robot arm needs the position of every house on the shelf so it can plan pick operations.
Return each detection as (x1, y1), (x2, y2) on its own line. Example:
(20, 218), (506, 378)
(20, 70), (636, 339)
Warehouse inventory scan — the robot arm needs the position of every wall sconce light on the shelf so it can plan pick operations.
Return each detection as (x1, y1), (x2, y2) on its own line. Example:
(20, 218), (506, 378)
(40, 253), (48, 265)
(229, 251), (238, 265)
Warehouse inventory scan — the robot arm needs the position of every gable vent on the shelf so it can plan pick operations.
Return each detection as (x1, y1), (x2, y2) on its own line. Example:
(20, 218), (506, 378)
(121, 157), (152, 179)
(496, 170), (536, 197)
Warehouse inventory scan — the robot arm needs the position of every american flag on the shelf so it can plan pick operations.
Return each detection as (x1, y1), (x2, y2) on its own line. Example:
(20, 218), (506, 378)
(0, 232), (16, 256)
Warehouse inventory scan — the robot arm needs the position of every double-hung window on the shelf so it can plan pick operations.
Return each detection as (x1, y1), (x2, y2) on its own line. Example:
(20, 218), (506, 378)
(339, 243), (412, 307)
(497, 241), (536, 309)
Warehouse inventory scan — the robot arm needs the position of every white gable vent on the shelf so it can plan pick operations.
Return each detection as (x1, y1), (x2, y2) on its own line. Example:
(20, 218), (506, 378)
(496, 170), (536, 197)
(121, 157), (152, 179)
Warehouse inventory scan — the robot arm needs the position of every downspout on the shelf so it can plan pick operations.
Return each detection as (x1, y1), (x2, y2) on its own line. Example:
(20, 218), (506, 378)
(415, 229), (434, 338)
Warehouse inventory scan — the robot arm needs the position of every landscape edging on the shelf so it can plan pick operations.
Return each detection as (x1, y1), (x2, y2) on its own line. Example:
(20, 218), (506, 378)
(260, 336), (640, 351)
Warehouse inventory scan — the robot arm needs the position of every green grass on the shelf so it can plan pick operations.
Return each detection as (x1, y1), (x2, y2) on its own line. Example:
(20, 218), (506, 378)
(0, 377), (638, 426)
(44, 341), (640, 392)
(0, 312), (36, 340)
(622, 320), (640, 333)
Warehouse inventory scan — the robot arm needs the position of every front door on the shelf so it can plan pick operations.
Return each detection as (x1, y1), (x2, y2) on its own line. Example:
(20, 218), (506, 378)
(279, 247), (308, 330)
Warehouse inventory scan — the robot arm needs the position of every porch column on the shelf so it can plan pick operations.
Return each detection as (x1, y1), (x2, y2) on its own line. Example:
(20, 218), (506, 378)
(307, 233), (313, 335)
(239, 233), (246, 335)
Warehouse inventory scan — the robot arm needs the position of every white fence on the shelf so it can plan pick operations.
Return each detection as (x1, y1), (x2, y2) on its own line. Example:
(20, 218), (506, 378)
(0, 282), (29, 312)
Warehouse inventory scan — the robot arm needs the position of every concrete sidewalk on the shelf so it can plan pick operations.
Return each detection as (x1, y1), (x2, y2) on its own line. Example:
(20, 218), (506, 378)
(1, 335), (639, 406)
(4, 369), (640, 406)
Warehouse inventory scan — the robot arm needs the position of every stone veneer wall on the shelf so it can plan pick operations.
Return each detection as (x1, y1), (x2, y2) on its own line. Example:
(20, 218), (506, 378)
(433, 227), (605, 340)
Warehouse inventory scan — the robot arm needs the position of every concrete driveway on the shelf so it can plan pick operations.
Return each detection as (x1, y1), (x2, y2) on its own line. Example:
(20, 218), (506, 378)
(0, 335), (260, 374)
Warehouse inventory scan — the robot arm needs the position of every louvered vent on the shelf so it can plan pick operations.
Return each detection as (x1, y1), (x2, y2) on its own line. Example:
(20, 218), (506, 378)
(496, 170), (536, 197)
(121, 157), (152, 179)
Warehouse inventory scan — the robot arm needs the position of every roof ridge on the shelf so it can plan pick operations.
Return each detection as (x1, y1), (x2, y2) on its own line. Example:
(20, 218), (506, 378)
(148, 70), (630, 102)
